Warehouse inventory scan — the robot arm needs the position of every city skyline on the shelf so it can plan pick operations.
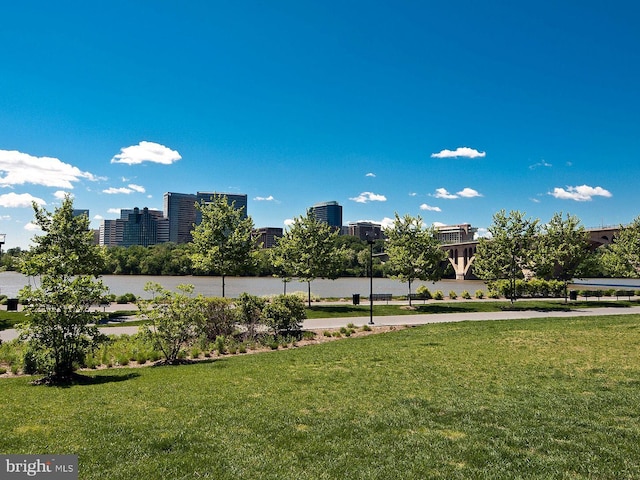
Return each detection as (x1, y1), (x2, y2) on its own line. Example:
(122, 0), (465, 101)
(1, 2), (639, 249)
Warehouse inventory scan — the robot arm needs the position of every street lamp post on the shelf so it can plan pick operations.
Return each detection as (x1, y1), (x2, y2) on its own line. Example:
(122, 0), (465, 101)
(367, 233), (375, 325)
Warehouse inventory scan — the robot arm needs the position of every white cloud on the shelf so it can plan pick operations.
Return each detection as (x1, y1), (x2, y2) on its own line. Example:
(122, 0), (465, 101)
(103, 184), (146, 195)
(433, 188), (458, 199)
(53, 190), (71, 200)
(529, 159), (552, 170)
(0, 192), (46, 208)
(349, 192), (387, 203)
(380, 217), (395, 230)
(284, 218), (295, 227)
(550, 185), (612, 202)
(107, 208), (122, 214)
(254, 195), (275, 201)
(128, 184), (146, 193)
(457, 187), (482, 198)
(476, 228), (491, 239)
(0, 149), (99, 189)
(365, 172), (376, 177)
(103, 187), (134, 195)
(431, 147), (486, 159)
(110, 141), (182, 165)
(432, 221), (447, 228)
(420, 203), (442, 212)
(24, 222), (40, 232)
(408, 192), (417, 197)
(93, 214), (104, 220)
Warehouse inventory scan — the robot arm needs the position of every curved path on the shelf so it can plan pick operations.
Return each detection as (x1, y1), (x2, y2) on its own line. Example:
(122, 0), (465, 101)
(4, 305), (640, 343)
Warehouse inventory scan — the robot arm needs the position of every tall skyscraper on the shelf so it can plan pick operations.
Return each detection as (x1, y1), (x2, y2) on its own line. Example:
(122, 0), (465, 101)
(309, 201), (342, 231)
(196, 192), (248, 220)
(121, 208), (163, 247)
(164, 192), (197, 244)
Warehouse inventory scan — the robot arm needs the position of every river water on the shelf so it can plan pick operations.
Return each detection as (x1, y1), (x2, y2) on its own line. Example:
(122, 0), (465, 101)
(0, 271), (487, 299)
(3, 272), (635, 300)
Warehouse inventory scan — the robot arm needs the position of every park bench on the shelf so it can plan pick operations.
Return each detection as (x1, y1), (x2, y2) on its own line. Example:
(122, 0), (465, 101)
(369, 293), (392, 304)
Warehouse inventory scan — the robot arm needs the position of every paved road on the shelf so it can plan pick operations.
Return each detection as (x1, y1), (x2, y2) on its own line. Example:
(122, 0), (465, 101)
(4, 305), (640, 343)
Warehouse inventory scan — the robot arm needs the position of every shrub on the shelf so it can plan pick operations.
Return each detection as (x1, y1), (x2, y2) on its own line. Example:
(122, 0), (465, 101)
(361, 324), (372, 331)
(116, 293), (137, 304)
(0, 367), (6, 375)
(415, 285), (432, 299)
(323, 331), (332, 337)
(448, 290), (457, 300)
(263, 294), (307, 334)
(433, 290), (444, 300)
(201, 297), (237, 342)
(475, 290), (485, 299)
(215, 336), (226, 355)
(461, 290), (471, 300)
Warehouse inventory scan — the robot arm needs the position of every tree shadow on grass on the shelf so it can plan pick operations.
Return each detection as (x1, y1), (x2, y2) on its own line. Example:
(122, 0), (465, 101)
(413, 304), (478, 314)
(33, 371), (141, 387)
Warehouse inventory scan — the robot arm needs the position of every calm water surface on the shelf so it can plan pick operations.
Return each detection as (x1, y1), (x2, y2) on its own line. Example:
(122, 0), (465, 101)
(2, 271), (637, 299)
(0, 271), (487, 299)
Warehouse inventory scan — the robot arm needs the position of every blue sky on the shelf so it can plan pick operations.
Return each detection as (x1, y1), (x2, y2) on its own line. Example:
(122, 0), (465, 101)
(1, 1), (638, 249)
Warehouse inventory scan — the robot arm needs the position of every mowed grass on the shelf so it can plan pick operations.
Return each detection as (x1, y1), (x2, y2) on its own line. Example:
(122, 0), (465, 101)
(2, 315), (640, 479)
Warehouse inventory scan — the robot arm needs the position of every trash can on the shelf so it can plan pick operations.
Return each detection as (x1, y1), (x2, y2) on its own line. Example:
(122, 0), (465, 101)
(6, 298), (19, 311)
(569, 290), (577, 301)
(352, 294), (360, 305)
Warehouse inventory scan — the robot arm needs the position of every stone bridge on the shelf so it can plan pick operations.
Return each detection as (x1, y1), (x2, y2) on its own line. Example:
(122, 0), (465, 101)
(441, 227), (618, 280)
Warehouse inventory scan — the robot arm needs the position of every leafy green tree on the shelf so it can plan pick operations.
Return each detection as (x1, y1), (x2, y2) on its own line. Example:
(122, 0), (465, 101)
(532, 212), (591, 301)
(474, 210), (539, 303)
(385, 213), (446, 306)
(271, 212), (347, 306)
(600, 216), (640, 277)
(19, 195), (109, 382)
(263, 294), (307, 334)
(138, 282), (205, 364)
(190, 195), (258, 297)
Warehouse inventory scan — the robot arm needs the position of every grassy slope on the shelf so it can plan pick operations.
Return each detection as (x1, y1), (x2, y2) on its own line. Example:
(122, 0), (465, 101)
(1, 315), (640, 479)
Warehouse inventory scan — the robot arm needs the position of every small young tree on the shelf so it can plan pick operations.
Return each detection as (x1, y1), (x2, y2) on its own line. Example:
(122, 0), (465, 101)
(474, 210), (539, 303)
(385, 213), (446, 306)
(271, 212), (347, 306)
(138, 282), (206, 364)
(190, 194), (258, 297)
(19, 195), (109, 383)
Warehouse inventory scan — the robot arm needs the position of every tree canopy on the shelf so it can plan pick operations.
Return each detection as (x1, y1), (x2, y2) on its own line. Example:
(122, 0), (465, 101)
(19, 195), (108, 383)
(190, 195), (257, 296)
(271, 212), (347, 306)
(384, 213), (446, 305)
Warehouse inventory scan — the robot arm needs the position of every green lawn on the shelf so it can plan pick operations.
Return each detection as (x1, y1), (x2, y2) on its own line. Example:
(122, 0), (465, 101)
(305, 298), (640, 319)
(2, 314), (640, 478)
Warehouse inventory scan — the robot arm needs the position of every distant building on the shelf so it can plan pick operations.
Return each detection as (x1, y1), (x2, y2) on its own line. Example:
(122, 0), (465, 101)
(164, 192), (197, 244)
(196, 192), (248, 221)
(100, 219), (125, 246)
(121, 208), (164, 247)
(309, 201), (342, 231)
(255, 227), (283, 248)
(348, 221), (383, 241)
(435, 224), (477, 244)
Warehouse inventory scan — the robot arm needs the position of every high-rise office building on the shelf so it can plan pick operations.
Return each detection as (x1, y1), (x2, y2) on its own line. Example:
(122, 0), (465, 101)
(100, 219), (125, 246)
(254, 227), (283, 248)
(348, 221), (383, 241)
(164, 192), (197, 244)
(121, 208), (163, 247)
(309, 201), (342, 231)
(196, 192), (248, 220)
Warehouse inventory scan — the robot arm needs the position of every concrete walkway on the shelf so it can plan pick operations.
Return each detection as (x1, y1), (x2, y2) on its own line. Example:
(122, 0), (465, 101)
(4, 305), (640, 343)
